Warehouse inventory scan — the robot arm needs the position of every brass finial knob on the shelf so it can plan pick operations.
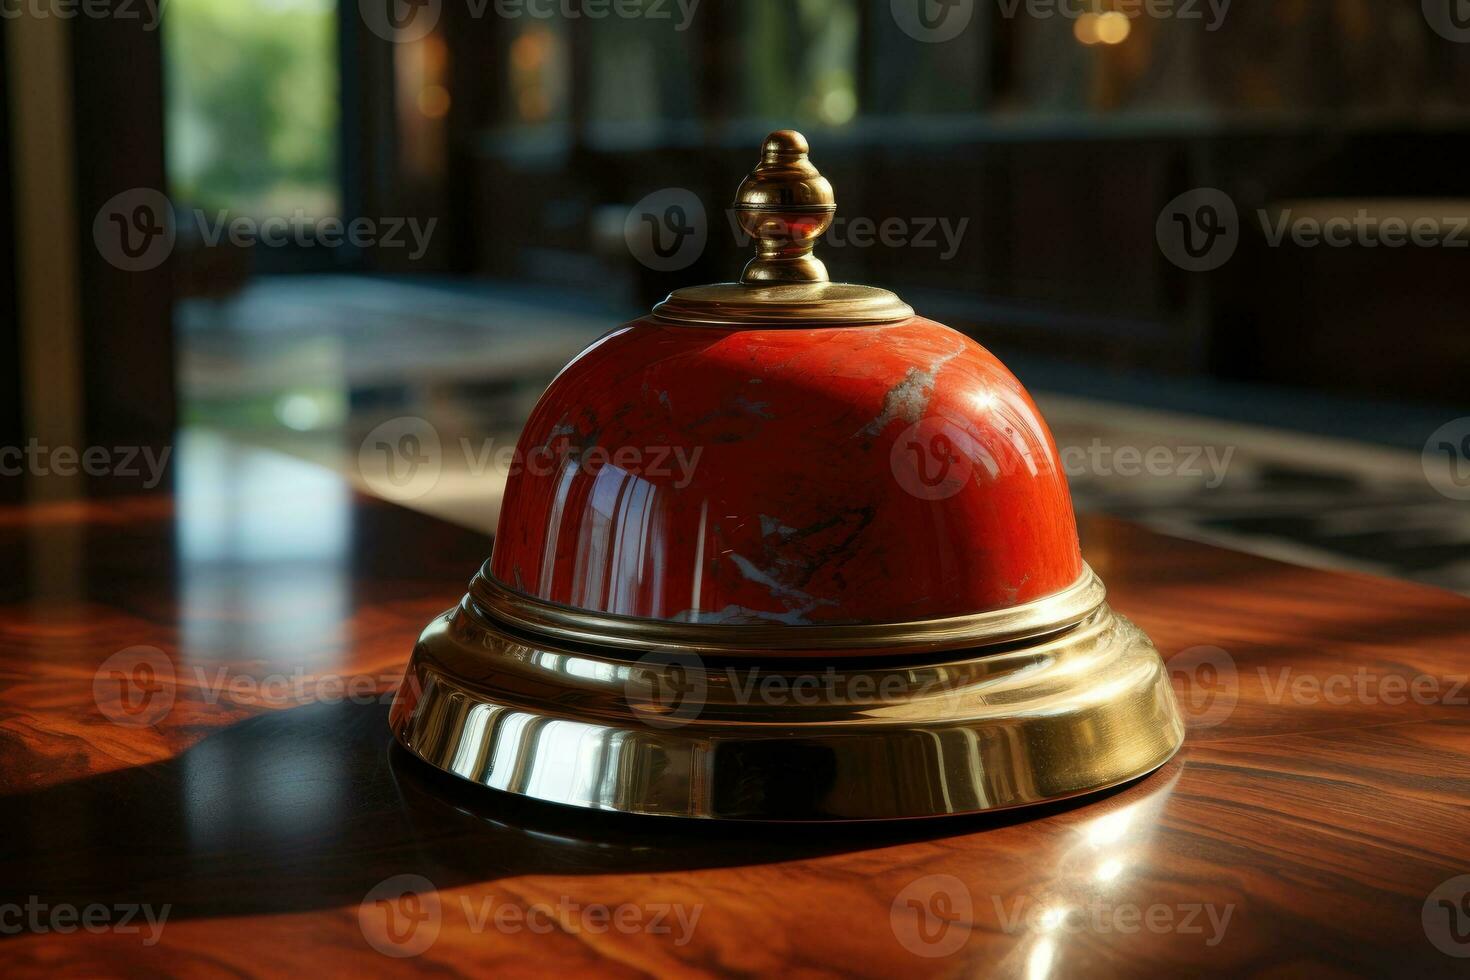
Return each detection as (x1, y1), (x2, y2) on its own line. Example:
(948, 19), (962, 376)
(734, 130), (836, 284)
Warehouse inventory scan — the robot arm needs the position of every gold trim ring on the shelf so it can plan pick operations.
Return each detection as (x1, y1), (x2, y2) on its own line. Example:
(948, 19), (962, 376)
(391, 599), (1184, 820)
(651, 281), (915, 327)
(470, 565), (1106, 657)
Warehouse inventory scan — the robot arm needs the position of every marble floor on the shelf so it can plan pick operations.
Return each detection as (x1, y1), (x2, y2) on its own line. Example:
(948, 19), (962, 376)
(179, 274), (1470, 596)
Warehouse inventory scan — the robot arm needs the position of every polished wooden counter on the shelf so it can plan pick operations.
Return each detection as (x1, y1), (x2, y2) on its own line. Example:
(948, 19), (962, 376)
(1, 433), (1467, 977)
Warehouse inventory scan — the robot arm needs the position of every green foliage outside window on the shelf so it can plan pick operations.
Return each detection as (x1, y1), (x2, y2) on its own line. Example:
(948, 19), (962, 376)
(165, 0), (339, 218)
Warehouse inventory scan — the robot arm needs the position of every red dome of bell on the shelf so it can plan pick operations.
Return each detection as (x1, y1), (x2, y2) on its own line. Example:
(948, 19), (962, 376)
(489, 316), (1082, 625)
(488, 130), (1084, 627)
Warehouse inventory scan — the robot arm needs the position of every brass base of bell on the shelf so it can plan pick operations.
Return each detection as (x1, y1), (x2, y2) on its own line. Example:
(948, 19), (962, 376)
(389, 595), (1185, 821)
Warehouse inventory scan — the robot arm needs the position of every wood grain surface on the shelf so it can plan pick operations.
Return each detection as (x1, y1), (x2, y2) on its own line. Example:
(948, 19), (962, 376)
(1, 432), (1467, 977)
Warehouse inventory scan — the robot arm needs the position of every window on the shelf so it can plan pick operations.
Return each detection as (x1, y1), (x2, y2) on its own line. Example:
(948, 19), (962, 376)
(165, 0), (339, 218)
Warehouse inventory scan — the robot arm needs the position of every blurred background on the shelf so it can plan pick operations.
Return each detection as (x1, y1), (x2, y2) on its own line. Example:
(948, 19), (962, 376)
(2, 0), (1468, 592)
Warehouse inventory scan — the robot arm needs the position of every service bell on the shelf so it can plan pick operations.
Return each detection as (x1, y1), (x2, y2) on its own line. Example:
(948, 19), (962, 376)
(390, 131), (1184, 820)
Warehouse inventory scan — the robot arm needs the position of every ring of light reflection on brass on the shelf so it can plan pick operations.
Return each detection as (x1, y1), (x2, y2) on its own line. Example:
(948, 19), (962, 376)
(470, 563), (1109, 657)
(389, 574), (1184, 821)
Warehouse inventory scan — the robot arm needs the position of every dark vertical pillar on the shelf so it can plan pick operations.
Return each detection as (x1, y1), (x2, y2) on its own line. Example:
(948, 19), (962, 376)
(0, 21), (22, 502)
(69, 14), (176, 461)
(339, 0), (365, 266)
(440, 0), (497, 276)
